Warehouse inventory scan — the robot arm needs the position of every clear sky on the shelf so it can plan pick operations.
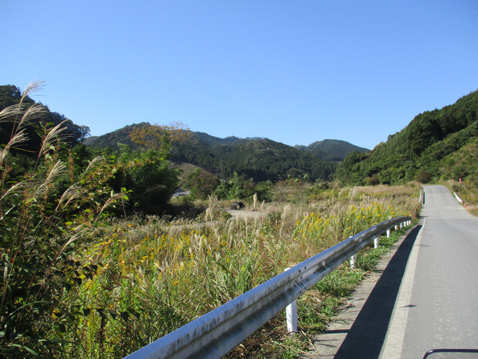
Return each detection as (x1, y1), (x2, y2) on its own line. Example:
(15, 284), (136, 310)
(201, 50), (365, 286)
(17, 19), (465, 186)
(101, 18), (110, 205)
(2, 1), (477, 150)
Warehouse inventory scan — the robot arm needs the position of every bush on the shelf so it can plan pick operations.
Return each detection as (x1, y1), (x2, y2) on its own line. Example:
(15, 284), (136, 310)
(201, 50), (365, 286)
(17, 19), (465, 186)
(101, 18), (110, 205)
(416, 170), (433, 183)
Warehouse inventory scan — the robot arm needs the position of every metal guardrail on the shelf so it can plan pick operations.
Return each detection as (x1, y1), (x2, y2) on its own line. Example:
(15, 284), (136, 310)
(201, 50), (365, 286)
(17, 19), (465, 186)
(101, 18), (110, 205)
(124, 216), (412, 359)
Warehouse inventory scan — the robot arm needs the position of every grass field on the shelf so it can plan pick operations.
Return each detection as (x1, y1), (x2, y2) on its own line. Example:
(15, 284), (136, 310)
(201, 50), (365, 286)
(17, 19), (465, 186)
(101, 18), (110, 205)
(42, 182), (420, 358)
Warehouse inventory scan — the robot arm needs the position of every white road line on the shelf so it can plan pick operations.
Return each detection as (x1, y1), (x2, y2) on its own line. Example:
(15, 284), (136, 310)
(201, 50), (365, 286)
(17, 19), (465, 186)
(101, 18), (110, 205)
(379, 219), (425, 359)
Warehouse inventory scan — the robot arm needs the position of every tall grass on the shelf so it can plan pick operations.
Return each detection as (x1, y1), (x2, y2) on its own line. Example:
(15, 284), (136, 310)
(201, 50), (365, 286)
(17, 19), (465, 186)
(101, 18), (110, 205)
(0, 84), (126, 358)
(50, 184), (419, 358)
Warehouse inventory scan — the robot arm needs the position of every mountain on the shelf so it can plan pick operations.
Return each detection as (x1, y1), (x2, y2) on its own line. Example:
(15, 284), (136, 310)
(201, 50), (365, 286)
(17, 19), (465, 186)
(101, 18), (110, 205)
(192, 132), (241, 145)
(83, 122), (148, 150)
(170, 136), (337, 182)
(336, 89), (478, 185)
(295, 139), (369, 161)
(84, 128), (344, 182)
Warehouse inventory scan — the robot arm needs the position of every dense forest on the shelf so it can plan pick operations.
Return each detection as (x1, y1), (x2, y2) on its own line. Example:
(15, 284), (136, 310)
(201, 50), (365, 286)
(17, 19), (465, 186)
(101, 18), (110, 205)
(336, 89), (478, 186)
(170, 136), (337, 182)
(295, 139), (369, 161)
(85, 125), (368, 184)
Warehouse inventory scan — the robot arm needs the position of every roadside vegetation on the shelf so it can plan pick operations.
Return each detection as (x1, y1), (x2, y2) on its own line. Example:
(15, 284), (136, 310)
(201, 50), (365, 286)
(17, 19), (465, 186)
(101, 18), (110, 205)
(0, 82), (451, 358)
(443, 180), (478, 216)
(336, 89), (478, 186)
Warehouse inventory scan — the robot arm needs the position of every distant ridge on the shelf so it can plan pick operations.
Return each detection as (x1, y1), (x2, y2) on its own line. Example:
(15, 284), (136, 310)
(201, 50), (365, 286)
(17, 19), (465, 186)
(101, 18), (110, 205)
(83, 122), (149, 150)
(295, 139), (369, 161)
(84, 127), (367, 182)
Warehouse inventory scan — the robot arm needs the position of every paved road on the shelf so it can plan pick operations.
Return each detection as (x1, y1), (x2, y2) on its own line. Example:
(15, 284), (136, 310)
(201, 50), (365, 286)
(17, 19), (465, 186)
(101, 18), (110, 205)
(381, 185), (478, 358)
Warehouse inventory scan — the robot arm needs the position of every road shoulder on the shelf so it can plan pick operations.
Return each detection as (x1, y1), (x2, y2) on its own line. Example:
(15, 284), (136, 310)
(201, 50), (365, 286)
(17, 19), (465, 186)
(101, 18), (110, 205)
(301, 224), (420, 358)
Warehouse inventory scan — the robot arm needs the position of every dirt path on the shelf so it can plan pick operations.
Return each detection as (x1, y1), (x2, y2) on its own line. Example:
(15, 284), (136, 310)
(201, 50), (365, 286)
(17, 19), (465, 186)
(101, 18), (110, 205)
(226, 209), (268, 220)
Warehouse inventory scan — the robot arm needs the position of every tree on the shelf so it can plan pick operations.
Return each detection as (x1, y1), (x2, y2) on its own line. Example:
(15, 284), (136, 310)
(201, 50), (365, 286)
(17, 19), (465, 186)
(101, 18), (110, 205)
(185, 168), (219, 200)
(214, 173), (256, 200)
(46, 111), (90, 145)
(129, 122), (190, 155)
(123, 160), (178, 214)
(416, 170), (433, 183)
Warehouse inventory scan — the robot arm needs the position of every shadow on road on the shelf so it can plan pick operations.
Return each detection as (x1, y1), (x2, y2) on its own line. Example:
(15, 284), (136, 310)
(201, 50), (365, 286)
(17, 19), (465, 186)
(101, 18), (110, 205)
(333, 225), (422, 359)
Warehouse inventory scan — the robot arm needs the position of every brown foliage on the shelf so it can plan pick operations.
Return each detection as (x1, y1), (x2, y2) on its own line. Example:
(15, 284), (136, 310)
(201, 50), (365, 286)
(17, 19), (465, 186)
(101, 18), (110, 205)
(129, 122), (190, 150)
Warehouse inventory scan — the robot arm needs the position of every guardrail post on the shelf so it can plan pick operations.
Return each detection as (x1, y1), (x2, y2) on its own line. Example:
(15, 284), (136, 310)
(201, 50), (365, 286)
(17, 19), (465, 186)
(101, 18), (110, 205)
(350, 254), (357, 269)
(454, 192), (463, 204)
(284, 268), (298, 333)
(374, 237), (379, 249)
(386, 229), (391, 238)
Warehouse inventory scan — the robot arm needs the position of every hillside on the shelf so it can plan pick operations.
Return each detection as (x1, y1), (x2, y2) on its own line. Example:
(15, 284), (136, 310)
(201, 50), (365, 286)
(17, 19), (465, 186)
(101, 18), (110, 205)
(0, 84), (90, 151)
(171, 136), (337, 182)
(85, 128), (339, 182)
(83, 122), (148, 150)
(295, 139), (369, 161)
(336, 89), (478, 185)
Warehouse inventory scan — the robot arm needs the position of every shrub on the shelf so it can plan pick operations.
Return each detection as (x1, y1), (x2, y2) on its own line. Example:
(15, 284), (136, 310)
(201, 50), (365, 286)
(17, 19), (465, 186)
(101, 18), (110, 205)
(416, 170), (433, 183)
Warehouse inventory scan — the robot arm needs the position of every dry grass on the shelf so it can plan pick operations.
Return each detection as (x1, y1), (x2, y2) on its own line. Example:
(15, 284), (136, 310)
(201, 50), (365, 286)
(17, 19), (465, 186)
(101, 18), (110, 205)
(50, 182), (420, 358)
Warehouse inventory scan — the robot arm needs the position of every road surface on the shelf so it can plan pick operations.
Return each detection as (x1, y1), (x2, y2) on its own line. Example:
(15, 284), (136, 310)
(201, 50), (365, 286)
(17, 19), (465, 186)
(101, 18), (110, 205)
(381, 185), (478, 358)
(305, 185), (478, 358)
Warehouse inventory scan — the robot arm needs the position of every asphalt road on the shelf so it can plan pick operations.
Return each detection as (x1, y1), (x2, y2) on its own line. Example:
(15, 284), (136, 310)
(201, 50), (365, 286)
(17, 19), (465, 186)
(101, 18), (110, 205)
(381, 185), (478, 358)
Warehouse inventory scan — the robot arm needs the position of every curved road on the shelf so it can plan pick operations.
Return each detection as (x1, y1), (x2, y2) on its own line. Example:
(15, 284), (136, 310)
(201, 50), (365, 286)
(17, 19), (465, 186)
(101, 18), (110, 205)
(381, 185), (478, 358)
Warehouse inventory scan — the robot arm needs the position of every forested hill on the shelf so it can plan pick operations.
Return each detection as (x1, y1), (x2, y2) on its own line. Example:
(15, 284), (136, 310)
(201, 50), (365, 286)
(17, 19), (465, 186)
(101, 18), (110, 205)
(85, 127), (339, 182)
(295, 139), (369, 161)
(170, 136), (337, 182)
(0, 85), (90, 150)
(83, 123), (148, 149)
(336, 89), (478, 185)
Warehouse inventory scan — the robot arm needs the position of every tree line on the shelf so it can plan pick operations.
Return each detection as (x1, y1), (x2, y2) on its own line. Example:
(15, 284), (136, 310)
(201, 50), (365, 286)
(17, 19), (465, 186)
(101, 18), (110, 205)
(336, 89), (478, 185)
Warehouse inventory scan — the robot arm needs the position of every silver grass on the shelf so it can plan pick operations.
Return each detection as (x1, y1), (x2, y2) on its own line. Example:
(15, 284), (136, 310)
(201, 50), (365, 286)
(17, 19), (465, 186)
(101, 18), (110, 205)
(83, 155), (106, 174)
(0, 130), (28, 167)
(21, 81), (45, 102)
(38, 121), (68, 158)
(0, 182), (27, 201)
(0, 104), (24, 123)
(17, 103), (48, 129)
(0, 103), (47, 127)
(35, 160), (67, 197)
(4, 128), (28, 149)
(0, 81), (45, 123)
(55, 184), (87, 212)
(98, 193), (129, 217)
(58, 225), (86, 256)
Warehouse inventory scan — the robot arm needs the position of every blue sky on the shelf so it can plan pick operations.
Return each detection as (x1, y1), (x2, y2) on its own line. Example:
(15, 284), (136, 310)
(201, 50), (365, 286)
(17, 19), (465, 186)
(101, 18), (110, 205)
(2, 1), (477, 150)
